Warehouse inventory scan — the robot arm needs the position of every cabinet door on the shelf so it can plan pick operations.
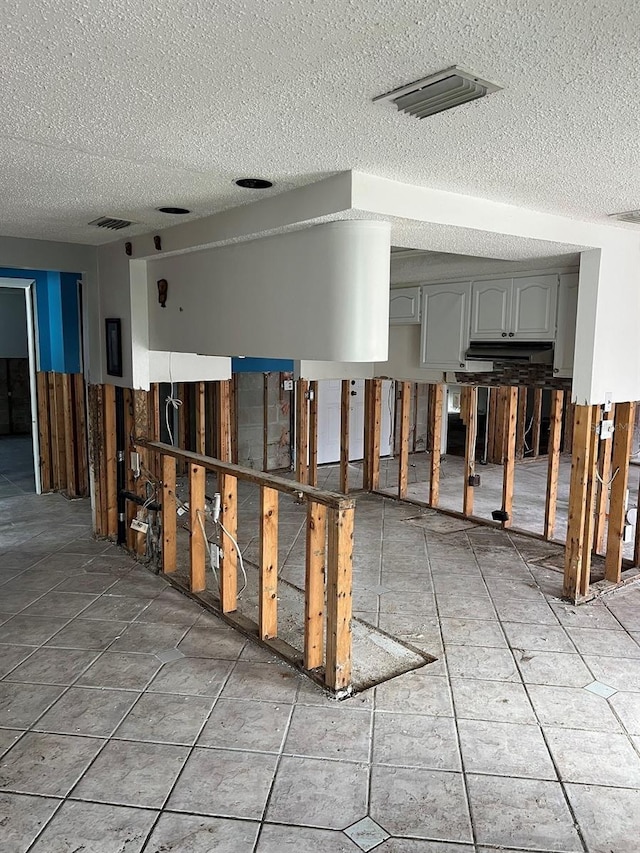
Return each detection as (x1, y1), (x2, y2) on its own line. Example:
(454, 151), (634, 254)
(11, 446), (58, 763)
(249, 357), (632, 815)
(511, 275), (558, 340)
(390, 286), (421, 324)
(553, 273), (578, 377)
(471, 279), (511, 339)
(420, 282), (471, 369)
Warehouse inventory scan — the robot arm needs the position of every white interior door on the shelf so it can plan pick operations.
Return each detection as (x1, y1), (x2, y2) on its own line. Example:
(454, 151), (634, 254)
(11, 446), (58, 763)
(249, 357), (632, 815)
(317, 379), (394, 464)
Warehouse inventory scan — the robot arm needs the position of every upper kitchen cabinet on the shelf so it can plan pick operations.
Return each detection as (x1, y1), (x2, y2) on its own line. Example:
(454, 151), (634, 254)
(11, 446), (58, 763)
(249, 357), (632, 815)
(389, 286), (421, 324)
(470, 274), (558, 341)
(553, 273), (579, 377)
(420, 281), (472, 369)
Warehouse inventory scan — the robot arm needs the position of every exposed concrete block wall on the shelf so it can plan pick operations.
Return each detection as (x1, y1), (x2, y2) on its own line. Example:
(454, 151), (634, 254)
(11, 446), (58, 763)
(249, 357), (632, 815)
(0, 358), (31, 435)
(236, 372), (292, 471)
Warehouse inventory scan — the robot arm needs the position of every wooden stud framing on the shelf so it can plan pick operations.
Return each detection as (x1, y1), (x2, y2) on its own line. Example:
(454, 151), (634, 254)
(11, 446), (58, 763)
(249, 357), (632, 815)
(579, 405), (601, 596)
(296, 379), (309, 485)
(195, 381), (206, 455)
(501, 386), (518, 528)
(463, 386), (478, 517)
(563, 405), (594, 600)
(53, 373), (67, 490)
(103, 384), (118, 538)
(259, 485), (279, 640)
(398, 381), (411, 499)
(563, 399), (575, 454)
(429, 383), (443, 506)
(89, 384), (106, 535)
(325, 504), (354, 692)
(162, 454), (177, 573)
(370, 379), (382, 491)
(339, 380), (350, 494)
(309, 380), (318, 488)
(62, 375), (77, 496)
(595, 403), (615, 554)
(219, 472), (238, 612)
(74, 373), (89, 495)
(605, 401), (636, 584)
(304, 501), (326, 669)
(230, 374), (239, 464)
(532, 388), (543, 458)
(188, 463), (207, 593)
(487, 387), (498, 463)
(216, 379), (231, 462)
(36, 373), (52, 492)
(363, 379), (371, 489)
(544, 390), (564, 540)
(515, 387), (527, 461)
(123, 388), (137, 551)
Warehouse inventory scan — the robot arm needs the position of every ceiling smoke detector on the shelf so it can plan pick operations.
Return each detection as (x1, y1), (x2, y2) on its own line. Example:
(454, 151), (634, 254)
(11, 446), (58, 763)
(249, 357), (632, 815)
(374, 66), (501, 119)
(609, 209), (640, 224)
(88, 216), (136, 231)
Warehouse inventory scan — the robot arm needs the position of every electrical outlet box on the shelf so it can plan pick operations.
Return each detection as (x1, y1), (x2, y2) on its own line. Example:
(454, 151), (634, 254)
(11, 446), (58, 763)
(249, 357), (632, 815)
(283, 379), (293, 391)
(468, 474), (481, 487)
(604, 391), (613, 413)
(130, 451), (141, 478)
(600, 419), (615, 440)
(306, 389), (315, 401)
(623, 523), (634, 543)
(131, 518), (148, 534)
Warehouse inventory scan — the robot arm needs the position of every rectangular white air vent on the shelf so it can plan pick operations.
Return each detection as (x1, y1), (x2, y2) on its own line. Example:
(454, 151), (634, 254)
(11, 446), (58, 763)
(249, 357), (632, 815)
(88, 216), (136, 231)
(609, 210), (640, 224)
(374, 66), (501, 119)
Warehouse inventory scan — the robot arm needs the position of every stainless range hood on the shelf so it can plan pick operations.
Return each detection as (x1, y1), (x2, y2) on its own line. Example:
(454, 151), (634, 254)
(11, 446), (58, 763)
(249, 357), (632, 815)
(465, 341), (554, 364)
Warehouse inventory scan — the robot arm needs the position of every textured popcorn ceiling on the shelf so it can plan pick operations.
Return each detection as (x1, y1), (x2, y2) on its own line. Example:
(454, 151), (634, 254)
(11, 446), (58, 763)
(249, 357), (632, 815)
(1, 0), (639, 244)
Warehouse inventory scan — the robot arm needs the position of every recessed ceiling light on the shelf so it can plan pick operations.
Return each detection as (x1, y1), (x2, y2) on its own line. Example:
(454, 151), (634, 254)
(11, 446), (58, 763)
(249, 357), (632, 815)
(374, 66), (501, 119)
(235, 178), (273, 189)
(157, 207), (190, 215)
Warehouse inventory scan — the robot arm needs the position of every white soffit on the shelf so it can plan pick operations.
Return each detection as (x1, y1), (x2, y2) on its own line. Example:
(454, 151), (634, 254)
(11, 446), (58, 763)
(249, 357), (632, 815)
(1, 1), (640, 244)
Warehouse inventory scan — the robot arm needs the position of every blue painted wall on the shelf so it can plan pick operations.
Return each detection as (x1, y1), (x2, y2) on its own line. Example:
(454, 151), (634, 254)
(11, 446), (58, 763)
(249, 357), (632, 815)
(232, 357), (293, 373)
(0, 266), (81, 373)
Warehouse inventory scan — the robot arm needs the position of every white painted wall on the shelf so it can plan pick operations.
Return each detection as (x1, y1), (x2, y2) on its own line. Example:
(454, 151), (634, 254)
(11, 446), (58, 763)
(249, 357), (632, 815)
(146, 221), (391, 363)
(148, 351), (231, 383)
(374, 325), (446, 383)
(296, 361), (374, 380)
(0, 289), (28, 357)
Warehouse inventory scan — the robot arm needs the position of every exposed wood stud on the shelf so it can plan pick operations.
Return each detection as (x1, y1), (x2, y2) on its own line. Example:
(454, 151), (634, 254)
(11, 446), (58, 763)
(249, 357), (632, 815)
(177, 382), (187, 473)
(370, 379), (382, 491)
(162, 454), (177, 573)
(501, 386), (518, 528)
(296, 378), (309, 484)
(189, 463), (207, 593)
(579, 405), (601, 596)
(325, 505), (354, 692)
(398, 381), (411, 499)
(103, 384), (118, 538)
(563, 399), (575, 455)
(463, 386), (478, 517)
(515, 387), (527, 460)
(216, 379), (231, 463)
(259, 485), (279, 640)
(605, 401), (636, 584)
(532, 388), (543, 457)
(309, 380), (318, 488)
(53, 373), (67, 490)
(74, 374), (89, 496)
(429, 383), (443, 506)
(544, 389), (564, 540)
(363, 379), (372, 489)
(487, 387), (498, 463)
(195, 381), (206, 455)
(339, 380), (350, 494)
(304, 501), (326, 669)
(230, 374), (239, 464)
(36, 372), (52, 492)
(412, 383), (419, 452)
(123, 388), (137, 551)
(62, 375), (77, 496)
(219, 472), (238, 612)
(563, 405), (594, 601)
(595, 403), (615, 555)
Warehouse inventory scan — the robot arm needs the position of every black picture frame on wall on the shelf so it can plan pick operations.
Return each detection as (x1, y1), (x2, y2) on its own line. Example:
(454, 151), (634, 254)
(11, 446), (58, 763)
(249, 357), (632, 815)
(105, 318), (123, 377)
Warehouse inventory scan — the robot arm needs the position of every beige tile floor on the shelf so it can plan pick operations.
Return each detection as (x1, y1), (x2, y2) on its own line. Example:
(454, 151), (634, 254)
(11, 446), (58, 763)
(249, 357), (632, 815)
(1, 483), (640, 852)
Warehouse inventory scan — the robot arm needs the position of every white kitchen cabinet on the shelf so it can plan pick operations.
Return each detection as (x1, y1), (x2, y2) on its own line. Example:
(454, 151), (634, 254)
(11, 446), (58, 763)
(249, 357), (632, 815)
(553, 273), (579, 377)
(471, 279), (511, 339)
(512, 275), (558, 340)
(420, 281), (471, 369)
(471, 274), (558, 341)
(389, 286), (421, 324)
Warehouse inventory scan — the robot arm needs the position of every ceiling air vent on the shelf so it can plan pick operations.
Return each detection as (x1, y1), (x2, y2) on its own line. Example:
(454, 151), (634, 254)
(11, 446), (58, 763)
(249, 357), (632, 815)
(88, 216), (136, 231)
(609, 209), (640, 224)
(374, 66), (501, 119)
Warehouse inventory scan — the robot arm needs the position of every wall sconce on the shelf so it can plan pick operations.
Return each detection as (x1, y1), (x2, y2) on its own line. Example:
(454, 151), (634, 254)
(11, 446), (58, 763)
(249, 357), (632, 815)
(157, 279), (168, 308)
(125, 242), (132, 256)
(154, 235), (162, 251)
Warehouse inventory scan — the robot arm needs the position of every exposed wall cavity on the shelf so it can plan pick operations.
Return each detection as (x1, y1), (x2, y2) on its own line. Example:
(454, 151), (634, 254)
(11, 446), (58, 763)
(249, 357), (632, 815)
(236, 372), (293, 471)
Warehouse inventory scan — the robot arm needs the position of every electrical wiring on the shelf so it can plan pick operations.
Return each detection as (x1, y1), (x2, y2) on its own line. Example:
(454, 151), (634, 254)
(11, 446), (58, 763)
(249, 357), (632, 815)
(194, 504), (248, 597)
(165, 383), (182, 446)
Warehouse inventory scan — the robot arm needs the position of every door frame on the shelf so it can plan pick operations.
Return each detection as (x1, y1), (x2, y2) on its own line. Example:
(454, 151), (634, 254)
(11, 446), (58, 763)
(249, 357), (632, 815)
(0, 279), (41, 494)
